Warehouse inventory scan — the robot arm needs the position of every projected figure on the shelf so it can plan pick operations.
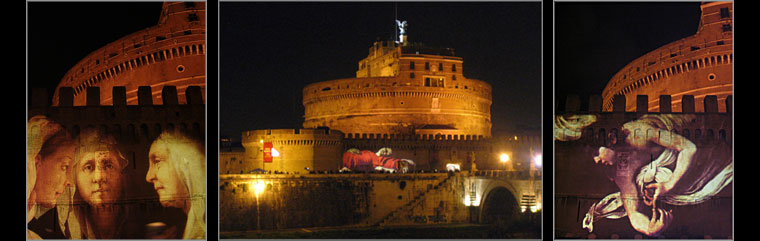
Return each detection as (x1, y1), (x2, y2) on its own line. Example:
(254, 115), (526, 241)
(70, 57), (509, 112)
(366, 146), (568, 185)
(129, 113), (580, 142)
(556, 114), (733, 236)
(27, 116), (76, 239)
(62, 127), (140, 239)
(342, 147), (415, 173)
(146, 131), (206, 239)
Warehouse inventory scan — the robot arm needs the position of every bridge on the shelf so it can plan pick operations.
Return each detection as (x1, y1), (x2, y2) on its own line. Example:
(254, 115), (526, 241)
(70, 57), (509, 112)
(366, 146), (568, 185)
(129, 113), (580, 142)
(219, 170), (541, 232)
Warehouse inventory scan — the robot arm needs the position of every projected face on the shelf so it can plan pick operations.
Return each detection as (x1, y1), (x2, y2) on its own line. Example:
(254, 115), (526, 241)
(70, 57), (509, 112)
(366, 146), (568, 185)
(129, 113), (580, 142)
(33, 142), (75, 208)
(76, 151), (124, 205)
(146, 142), (188, 208)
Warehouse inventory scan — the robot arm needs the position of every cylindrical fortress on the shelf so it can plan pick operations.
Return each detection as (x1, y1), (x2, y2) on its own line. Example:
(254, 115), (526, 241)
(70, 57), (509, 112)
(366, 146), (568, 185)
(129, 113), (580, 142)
(242, 129), (345, 173)
(602, 2), (732, 112)
(53, 2), (206, 106)
(303, 41), (492, 138)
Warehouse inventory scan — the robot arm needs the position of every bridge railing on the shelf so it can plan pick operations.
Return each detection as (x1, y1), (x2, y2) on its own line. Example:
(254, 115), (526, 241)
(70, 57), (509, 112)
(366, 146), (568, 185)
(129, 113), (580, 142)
(474, 170), (541, 180)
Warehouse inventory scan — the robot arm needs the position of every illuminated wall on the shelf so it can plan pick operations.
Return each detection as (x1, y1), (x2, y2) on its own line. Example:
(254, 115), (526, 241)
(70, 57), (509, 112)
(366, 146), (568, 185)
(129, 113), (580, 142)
(219, 173), (472, 232)
(601, 2), (732, 113)
(52, 2), (206, 106)
(230, 128), (509, 173)
(303, 41), (492, 138)
(240, 129), (345, 173)
(28, 86), (205, 239)
(555, 94), (732, 239)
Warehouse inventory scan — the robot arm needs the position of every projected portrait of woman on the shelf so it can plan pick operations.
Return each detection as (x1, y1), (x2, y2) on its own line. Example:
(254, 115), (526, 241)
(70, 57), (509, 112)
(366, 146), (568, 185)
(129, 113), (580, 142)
(146, 130), (206, 239)
(62, 127), (140, 239)
(27, 115), (76, 239)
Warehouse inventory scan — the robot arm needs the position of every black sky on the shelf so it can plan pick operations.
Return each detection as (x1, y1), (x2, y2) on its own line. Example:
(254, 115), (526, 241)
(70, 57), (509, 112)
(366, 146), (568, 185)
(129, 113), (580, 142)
(27, 2), (163, 106)
(554, 2), (702, 109)
(26, 2), (706, 139)
(220, 2), (542, 140)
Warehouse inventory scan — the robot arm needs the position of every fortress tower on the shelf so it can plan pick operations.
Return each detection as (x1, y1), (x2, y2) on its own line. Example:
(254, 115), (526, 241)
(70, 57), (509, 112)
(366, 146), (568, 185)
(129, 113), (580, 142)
(52, 2), (206, 106)
(601, 2), (732, 112)
(303, 40), (492, 138)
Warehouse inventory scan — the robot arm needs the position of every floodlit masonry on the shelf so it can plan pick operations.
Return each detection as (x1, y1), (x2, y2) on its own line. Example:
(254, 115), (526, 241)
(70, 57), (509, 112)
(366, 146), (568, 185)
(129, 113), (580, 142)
(602, 2), (732, 112)
(555, 93), (731, 239)
(303, 40), (492, 138)
(52, 2), (206, 106)
(30, 85), (205, 201)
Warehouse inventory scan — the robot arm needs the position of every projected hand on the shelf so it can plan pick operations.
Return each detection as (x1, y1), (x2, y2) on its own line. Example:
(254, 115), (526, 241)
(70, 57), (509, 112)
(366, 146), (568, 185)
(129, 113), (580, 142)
(646, 208), (673, 237)
(644, 182), (673, 209)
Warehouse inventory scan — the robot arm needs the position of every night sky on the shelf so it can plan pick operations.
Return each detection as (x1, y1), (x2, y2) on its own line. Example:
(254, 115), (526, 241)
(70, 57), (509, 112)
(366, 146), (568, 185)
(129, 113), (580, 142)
(554, 2), (702, 109)
(220, 2), (542, 140)
(27, 2), (705, 140)
(27, 2), (163, 106)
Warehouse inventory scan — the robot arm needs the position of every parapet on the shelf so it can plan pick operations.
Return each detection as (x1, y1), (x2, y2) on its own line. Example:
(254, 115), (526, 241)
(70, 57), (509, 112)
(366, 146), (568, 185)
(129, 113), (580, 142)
(559, 94), (732, 114)
(44, 85), (205, 107)
(344, 132), (486, 141)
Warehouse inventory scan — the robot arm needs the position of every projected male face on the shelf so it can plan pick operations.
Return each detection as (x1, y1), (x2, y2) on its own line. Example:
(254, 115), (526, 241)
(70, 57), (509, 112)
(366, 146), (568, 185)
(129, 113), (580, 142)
(76, 151), (123, 205)
(34, 143), (75, 208)
(146, 142), (188, 208)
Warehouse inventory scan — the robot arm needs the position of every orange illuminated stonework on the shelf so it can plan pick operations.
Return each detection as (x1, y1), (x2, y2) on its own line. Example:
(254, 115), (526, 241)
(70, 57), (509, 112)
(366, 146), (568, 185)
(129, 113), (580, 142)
(52, 2), (206, 106)
(602, 2), (732, 112)
(303, 40), (492, 138)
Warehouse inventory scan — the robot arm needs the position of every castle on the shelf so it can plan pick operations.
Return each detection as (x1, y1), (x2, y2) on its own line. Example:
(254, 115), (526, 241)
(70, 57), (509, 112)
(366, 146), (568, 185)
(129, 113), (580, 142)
(52, 2), (206, 106)
(223, 27), (539, 174)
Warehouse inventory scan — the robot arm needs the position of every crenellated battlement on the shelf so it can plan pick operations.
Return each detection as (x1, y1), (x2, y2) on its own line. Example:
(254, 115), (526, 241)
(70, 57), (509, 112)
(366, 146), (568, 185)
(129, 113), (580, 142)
(558, 94), (731, 114)
(344, 132), (486, 141)
(556, 94), (732, 145)
(29, 85), (205, 143)
(33, 85), (204, 108)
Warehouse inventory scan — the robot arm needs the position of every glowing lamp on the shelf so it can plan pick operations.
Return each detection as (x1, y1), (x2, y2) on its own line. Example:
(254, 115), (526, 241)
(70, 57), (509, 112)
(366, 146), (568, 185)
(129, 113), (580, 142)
(253, 181), (267, 196)
(271, 147), (280, 157)
(533, 154), (542, 168)
(499, 153), (509, 163)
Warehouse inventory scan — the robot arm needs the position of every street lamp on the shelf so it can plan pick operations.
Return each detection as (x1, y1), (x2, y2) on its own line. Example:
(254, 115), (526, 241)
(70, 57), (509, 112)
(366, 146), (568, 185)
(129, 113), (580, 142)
(500, 153), (509, 163)
(533, 153), (542, 168)
(499, 153), (510, 172)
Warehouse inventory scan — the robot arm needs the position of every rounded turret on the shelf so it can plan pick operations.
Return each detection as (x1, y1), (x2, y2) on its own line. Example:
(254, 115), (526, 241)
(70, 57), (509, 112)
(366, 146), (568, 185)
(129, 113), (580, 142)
(601, 2), (732, 112)
(52, 2), (206, 106)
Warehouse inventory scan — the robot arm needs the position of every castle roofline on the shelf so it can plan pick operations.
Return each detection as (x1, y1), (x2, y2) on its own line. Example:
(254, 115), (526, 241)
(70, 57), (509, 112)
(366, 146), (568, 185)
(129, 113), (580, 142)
(400, 42), (456, 57)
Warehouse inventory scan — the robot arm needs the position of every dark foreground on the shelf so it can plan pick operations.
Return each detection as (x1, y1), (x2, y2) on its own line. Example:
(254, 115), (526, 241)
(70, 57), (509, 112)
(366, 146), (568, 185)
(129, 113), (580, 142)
(220, 223), (541, 239)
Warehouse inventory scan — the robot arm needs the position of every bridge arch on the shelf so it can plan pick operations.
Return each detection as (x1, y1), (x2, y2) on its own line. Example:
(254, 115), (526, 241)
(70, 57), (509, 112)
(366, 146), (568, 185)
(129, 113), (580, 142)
(478, 180), (520, 224)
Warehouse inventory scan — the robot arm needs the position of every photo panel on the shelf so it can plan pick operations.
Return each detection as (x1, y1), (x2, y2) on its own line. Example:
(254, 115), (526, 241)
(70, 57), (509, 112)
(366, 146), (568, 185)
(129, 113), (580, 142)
(27, 2), (207, 239)
(554, 1), (733, 239)
(219, 1), (542, 239)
